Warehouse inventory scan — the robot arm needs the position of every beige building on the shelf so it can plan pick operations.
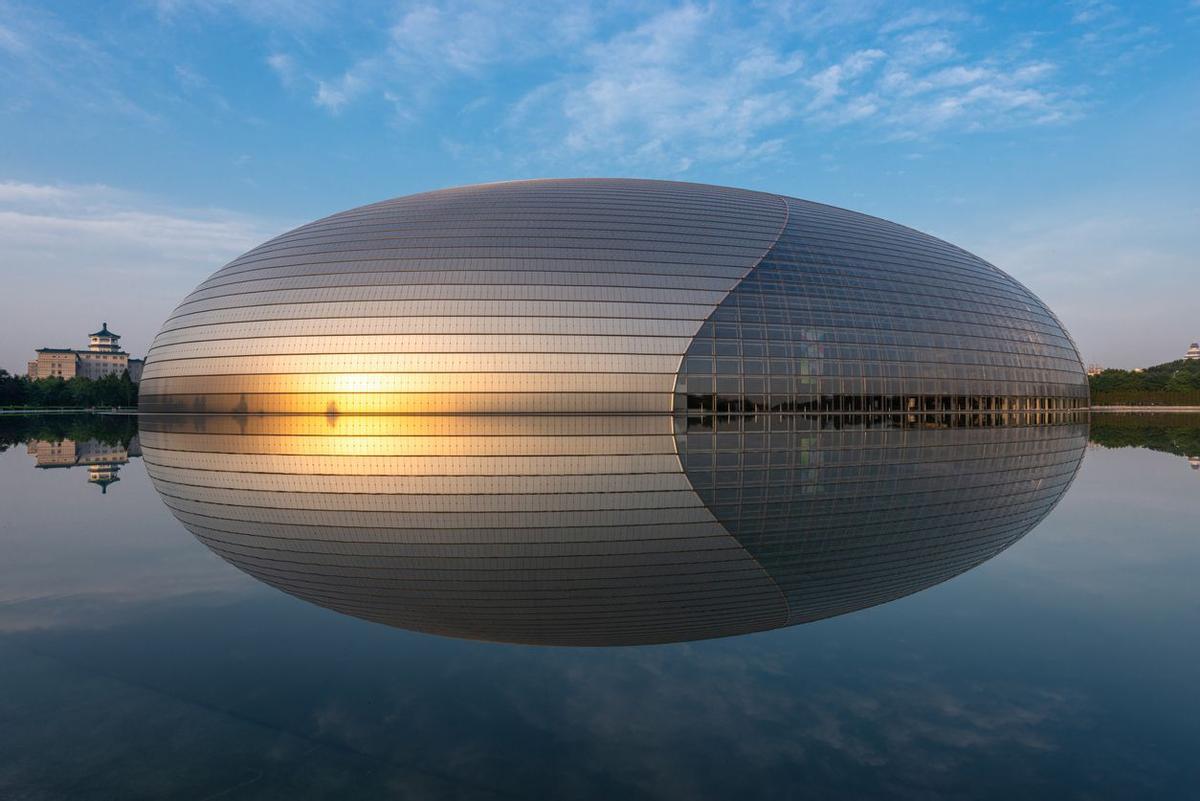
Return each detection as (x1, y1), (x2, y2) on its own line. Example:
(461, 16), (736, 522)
(27, 323), (144, 382)
(1186, 343), (1200, 361)
(26, 436), (142, 493)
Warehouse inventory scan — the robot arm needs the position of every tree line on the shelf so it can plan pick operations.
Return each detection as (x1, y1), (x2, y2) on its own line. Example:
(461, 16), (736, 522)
(0, 370), (139, 408)
(1089, 358), (1200, 394)
(1087, 412), (1200, 457)
(0, 413), (139, 453)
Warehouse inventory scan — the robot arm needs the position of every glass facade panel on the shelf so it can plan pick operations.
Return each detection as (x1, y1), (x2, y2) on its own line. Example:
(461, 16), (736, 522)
(676, 196), (1089, 418)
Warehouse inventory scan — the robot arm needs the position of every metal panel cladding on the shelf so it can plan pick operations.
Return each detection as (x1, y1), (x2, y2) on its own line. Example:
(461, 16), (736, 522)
(139, 180), (787, 414)
(138, 179), (1087, 415)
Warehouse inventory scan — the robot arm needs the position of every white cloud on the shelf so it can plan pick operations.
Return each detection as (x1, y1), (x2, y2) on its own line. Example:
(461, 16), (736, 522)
(498, 4), (1080, 168)
(1067, 1), (1169, 73)
(506, 5), (808, 171)
(1070, 0), (1118, 25)
(806, 49), (885, 110)
(149, 0), (331, 30)
(389, 3), (512, 74)
(0, 4), (161, 125)
(0, 21), (28, 53)
(265, 51), (297, 87)
(0, 180), (283, 371)
(227, 2), (1118, 168)
(888, 26), (960, 68)
(879, 7), (971, 35)
(0, 181), (75, 203)
(307, 1), (594, 119)
(314, 70), (367, 112)
(173, 63), (206, 88)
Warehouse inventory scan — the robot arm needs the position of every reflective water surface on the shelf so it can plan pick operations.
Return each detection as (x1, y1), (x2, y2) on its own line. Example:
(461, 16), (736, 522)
(0, 413), (1196, 799)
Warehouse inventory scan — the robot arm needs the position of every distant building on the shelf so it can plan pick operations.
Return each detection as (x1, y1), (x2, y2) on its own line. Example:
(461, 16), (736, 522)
(1187, 343), (1200, 361)
(26, 323), (144, 382)
(25, 435), (142, 493)
(1086, 363), (1105, 376)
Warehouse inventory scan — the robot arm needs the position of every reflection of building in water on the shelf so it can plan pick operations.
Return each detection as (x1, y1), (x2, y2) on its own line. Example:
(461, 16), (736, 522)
(26, 436), (142, 493)
(27, 322), (144, 382)
(141, 413), (1086, 646)
(1189, 457), (1199, 471)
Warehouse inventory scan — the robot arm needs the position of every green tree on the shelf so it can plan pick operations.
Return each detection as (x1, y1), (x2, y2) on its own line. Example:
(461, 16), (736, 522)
(0, 370), (29, 406)
(2, 372), (139, 408)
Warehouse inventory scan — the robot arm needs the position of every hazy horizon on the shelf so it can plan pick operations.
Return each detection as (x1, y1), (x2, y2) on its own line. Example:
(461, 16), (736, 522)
(2, 1), (1197, 372)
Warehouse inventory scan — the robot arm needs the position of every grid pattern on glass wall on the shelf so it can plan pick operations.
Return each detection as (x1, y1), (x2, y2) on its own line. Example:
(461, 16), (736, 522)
(677, 196), (1089, 417)
(677, 417), (1088, 623)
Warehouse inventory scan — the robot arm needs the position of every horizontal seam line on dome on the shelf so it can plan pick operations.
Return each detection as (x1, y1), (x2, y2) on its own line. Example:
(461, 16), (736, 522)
(181, 271), (1041, 302)
(140, 427), (1084, 443)
(141, 347), (1090, 364)
(164, 293), (1075, 330)
(142, 456), (684, 473)
(151, 469), (1080, 499)
(243, 239), (781, 260)
(140, 354), (1077, 377)
(147, 482), (691, 498)
(258, 221), (789, 245)
(193, 271), (1040, 317)
(235, 215), (785, 241)
(151, 313), (1076, 345)
(175, 290), (1058, 323)
(180, 276), (742, 300)
(199, 259), (1045, 307)
(145, 336), (696, 354)
(204, 257), (763, 285)
(146, 324), (1079, 353)
(287, 202), (785, 225)
(208, 240), (1002, 272)
(192, 270), (747, 295)
(169, 291), (731, 313)
(274, 209), (783, 229)
(141, 428), (1084, 444)
(160, 503), (718, 523)
(141, 443), (1082, 463)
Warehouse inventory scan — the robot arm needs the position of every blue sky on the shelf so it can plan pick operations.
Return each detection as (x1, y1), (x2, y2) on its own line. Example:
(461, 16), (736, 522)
(1, 0), (1196, 371)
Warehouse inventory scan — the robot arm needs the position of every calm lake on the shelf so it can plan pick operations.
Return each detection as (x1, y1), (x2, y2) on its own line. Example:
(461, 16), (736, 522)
(0, 412), (1196, 800)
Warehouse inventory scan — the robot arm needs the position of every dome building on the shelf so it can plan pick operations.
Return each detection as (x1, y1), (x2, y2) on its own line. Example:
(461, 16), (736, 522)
(137, 179), (1089, 645)
(138, 179), (1088, 416)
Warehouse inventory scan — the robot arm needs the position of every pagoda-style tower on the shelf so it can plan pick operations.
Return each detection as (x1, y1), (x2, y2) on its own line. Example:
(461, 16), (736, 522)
(87, 463), (121, 493)
(89, 322), (121, 353)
